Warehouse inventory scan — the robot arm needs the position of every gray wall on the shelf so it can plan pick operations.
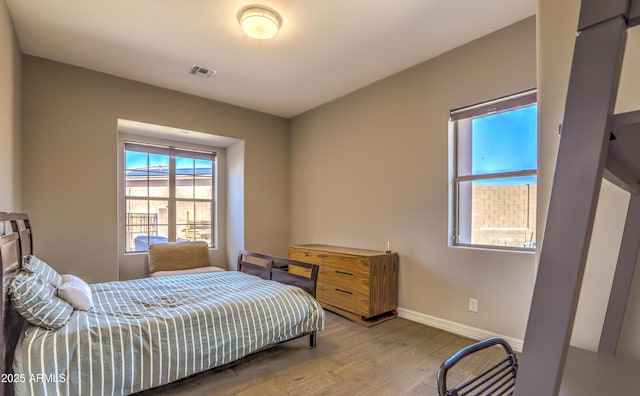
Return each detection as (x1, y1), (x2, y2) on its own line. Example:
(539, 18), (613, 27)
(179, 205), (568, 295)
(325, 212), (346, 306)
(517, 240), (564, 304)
(0, 0), (21, 212)
(289, 18), (537, 341)
(21, 56), (289, 283)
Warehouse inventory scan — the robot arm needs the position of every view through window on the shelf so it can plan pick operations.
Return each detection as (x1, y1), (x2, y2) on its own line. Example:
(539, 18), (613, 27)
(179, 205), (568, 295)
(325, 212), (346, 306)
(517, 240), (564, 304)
(124, 142), (216, 252)
(451, 91), (537, 250)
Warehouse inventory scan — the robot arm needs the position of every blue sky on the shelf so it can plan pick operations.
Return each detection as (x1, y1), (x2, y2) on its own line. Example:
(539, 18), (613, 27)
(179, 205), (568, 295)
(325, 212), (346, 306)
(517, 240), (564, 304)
(472, 105), (537, 185)
(126, 152), (168, 169)
(125, 151), (212, 173)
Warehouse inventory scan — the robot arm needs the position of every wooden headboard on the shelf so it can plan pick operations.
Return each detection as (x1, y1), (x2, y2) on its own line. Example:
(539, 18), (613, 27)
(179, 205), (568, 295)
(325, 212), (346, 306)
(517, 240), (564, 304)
(0, 212), (31, 396)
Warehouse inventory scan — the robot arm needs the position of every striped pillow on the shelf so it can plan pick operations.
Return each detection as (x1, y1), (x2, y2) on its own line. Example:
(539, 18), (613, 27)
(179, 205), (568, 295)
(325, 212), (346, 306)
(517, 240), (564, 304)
(9, 272), (73, 331)
(23, 255), (62, 286)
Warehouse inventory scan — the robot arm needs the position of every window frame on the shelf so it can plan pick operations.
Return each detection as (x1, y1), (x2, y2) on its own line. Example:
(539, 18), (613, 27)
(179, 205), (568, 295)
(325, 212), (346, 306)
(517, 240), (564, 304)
(450, 89), (537, 252)
(122, 140), (218, 254)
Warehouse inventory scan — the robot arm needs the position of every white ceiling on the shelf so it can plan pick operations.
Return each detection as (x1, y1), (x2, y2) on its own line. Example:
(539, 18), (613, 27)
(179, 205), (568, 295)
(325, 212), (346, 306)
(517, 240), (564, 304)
(6, 0), (535, 118)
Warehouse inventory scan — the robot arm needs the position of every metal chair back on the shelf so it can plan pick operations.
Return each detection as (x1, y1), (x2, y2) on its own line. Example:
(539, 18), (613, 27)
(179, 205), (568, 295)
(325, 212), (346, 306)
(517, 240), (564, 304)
(437, 337), (518, 396)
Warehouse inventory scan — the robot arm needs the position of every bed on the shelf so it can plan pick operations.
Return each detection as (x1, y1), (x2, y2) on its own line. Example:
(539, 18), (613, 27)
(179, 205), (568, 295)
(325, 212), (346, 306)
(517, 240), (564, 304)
(0, 212), (324, 396)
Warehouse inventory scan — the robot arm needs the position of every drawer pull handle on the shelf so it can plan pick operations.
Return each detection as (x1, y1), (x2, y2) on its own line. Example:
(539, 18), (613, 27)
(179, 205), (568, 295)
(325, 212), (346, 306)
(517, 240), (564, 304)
(335, 270), (353, 276)
(335, 288), (353, 295)
(318, 254), (329, 258)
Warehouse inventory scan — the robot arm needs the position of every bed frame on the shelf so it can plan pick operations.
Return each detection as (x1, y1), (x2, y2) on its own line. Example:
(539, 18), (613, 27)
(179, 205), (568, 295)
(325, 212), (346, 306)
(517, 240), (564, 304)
(237, 250), (319, 297)
(0, 212), (320, 396)
(0, 213), (31, 396)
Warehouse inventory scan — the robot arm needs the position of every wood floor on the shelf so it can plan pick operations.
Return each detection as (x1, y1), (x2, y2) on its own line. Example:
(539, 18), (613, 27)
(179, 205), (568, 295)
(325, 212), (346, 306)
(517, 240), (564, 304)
(137, 311), (506, 396)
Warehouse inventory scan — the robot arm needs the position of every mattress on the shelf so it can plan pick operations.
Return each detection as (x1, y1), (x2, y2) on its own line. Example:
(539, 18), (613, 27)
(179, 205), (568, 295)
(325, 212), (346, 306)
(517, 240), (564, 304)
(13, 271), (325, 395)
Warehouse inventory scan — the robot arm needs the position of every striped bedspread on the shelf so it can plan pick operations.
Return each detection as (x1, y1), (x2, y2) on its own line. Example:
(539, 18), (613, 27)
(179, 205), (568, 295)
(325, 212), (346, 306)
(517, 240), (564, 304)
(13, 271), (325, 396)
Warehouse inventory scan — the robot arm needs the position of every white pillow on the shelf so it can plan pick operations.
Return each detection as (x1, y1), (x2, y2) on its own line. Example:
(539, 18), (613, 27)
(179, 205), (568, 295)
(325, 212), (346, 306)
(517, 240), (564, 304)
(57, 274), (92, 311)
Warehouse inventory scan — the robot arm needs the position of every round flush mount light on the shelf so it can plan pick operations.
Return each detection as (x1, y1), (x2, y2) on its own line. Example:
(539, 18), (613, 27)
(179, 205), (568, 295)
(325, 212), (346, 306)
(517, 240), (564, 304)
(239, 6), (281, 40)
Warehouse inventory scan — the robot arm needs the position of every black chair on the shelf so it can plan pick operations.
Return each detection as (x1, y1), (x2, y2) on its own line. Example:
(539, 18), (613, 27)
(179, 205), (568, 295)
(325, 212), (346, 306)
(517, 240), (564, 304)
(437, 337), (518, 396)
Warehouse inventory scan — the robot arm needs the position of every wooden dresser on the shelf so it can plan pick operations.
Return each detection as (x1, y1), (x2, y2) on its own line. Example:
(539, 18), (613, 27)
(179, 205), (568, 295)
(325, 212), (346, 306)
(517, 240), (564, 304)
(288, 244), (398, 326)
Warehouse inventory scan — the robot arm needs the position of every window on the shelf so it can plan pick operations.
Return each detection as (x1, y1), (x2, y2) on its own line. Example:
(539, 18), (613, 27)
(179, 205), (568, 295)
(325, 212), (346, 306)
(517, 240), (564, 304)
(451, 90), (537, 250)
(124, 141), (216, 252)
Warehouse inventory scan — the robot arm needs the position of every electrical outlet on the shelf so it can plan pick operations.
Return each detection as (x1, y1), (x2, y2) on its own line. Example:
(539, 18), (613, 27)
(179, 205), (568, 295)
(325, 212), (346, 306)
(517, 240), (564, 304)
(469, 298), (478, 313)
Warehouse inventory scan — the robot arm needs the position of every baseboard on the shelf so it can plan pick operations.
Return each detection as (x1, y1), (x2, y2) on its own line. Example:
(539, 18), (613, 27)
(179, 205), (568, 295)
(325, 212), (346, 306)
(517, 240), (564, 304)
(397, 307), (524, 352)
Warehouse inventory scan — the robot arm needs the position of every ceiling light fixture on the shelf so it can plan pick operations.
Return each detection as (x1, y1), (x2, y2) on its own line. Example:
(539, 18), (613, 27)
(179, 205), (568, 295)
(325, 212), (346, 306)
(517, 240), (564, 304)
(239, 6), (281, 40)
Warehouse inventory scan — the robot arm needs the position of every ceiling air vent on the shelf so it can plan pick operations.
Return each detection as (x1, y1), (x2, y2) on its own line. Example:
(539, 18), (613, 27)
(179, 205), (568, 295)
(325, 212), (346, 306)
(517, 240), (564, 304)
(189, 65), (217, 78)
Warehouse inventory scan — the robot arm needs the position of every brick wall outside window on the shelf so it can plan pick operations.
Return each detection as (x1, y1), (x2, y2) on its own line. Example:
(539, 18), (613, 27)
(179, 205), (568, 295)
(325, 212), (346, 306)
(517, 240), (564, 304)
(471, 183), (537, 247)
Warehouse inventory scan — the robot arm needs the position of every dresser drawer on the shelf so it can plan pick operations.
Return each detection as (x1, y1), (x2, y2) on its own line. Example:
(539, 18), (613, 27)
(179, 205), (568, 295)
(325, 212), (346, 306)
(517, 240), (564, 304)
(288, 248), (320, 264)
(319, 268), (369, 295)
(318, 284), (369, 316)
(320, 255), (370, 276)
(288, 264), (312, 278)
(289, 248), (371, 276)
